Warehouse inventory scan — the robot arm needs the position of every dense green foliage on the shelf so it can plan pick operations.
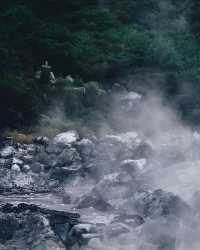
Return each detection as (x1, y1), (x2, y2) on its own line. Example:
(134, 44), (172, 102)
(1, 0), (200, 129)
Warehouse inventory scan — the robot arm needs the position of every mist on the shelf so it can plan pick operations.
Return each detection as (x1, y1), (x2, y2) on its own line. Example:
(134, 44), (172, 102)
(78, 86), (200, 250)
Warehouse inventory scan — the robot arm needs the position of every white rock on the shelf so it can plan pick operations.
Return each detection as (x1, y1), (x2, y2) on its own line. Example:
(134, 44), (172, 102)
(72, 223), (94, 233)
(121, 159), (147, 171)
(1, 146), (15, 158)
(125, 91), (142, 101)
(11, 164), (21, 172)
(53, 131), (79, 146)
(13, 158), (23, 165)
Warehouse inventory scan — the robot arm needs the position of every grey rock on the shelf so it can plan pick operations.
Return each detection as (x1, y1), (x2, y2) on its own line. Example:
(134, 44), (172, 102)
(76, 139), (96, 159)
(22, 165), (31, 173)
(33, 136), (50, 146)
(31, 162), (44, 173)
(76, 192), (113, 211)
(58, 147), (81, 166)
(134, 189), (190, 218)
(120, 158), (147, 176)
(12, 158), (23, 166)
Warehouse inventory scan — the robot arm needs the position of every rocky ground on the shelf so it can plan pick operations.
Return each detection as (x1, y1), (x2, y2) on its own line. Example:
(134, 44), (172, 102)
(1, 89), (200, 249)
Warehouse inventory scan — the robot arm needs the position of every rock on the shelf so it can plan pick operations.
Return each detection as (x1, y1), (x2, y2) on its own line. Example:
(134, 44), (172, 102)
(120, 91), (142, 113)
(0, 215), (19, 243)
(0, 203), (80, 249)
(33, 136), (50, 146)
(69, 223), (97, 245)
(11, 164), (21, 172)
(53, 131), (79, 146)
(134, 189), (190, 218)
(112, 214), (144, 227)
(120, 159), (147, 175)
(71, 224), (95, 234)
(1, 146), (15, 158)
(52, 222), (70, 243)
(31, 162), (44, 173)
(76, 192), (113, 211)
(110, 83), (127, 94)
(12, 157), (23, 166)
(51, 163), (82, 180)
(58, 147), (81, 166)
(0, 158), (12, 169)
(15, 133), (33, 144)
(22, 165), (31, 173)
(46, 144), (63, 155)
(76, 139), (96, 159)
(132, 141), (154, 159)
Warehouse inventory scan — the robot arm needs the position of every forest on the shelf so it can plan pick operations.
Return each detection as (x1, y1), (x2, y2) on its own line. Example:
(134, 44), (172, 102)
(1, 0), (200, 131)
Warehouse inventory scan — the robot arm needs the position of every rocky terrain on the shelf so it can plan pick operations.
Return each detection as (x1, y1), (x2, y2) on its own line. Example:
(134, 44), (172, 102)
(1, 89), (200, 250)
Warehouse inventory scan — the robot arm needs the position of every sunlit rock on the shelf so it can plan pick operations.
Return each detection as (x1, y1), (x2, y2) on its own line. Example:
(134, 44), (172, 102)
(11, 164), (21, 172)
(1, 146), (15, 158)
(12, 158), (23, 166)
(53, 131), (79, 146)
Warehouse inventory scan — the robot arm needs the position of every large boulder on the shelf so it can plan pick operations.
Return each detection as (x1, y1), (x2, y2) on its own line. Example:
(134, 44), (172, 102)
(0, 203), (80, 250)
(133, 189), (190, 218)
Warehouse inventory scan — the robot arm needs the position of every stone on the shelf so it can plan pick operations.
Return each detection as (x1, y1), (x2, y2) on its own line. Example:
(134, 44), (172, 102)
(58, 147), (81, 166)
(120, 159), (147, 175)
(0, 215), (19, 243)
(0, 158), (12, 169)
(53, 131), (79, 146)
(22, 165), (31, 173)
(112, 214), (144, 227)
(70, 224), (96, 239)
(132, 141), (154, 159)
(134, 189), (190, 218)
(51, 163), (82, 180)
(110, 83), (127, 93)
(76, 139), (96, 159)
(76, 192), (113, 211)
(33, 136), (50, 146)
(53, 223), (70, 243)
(11, 164), (21, 172)
(12, 157), (23, 166)
(31, 162), (44, 173)
(46, 144), (63, 155)
(1, 146), (15, 158)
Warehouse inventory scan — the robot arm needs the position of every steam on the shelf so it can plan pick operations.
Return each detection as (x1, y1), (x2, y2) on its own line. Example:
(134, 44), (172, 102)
(85, 88), (200, 250)
(37, 80), (200, 250)
(142, 0), (189, 32)
(34, 3), (198, 247)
